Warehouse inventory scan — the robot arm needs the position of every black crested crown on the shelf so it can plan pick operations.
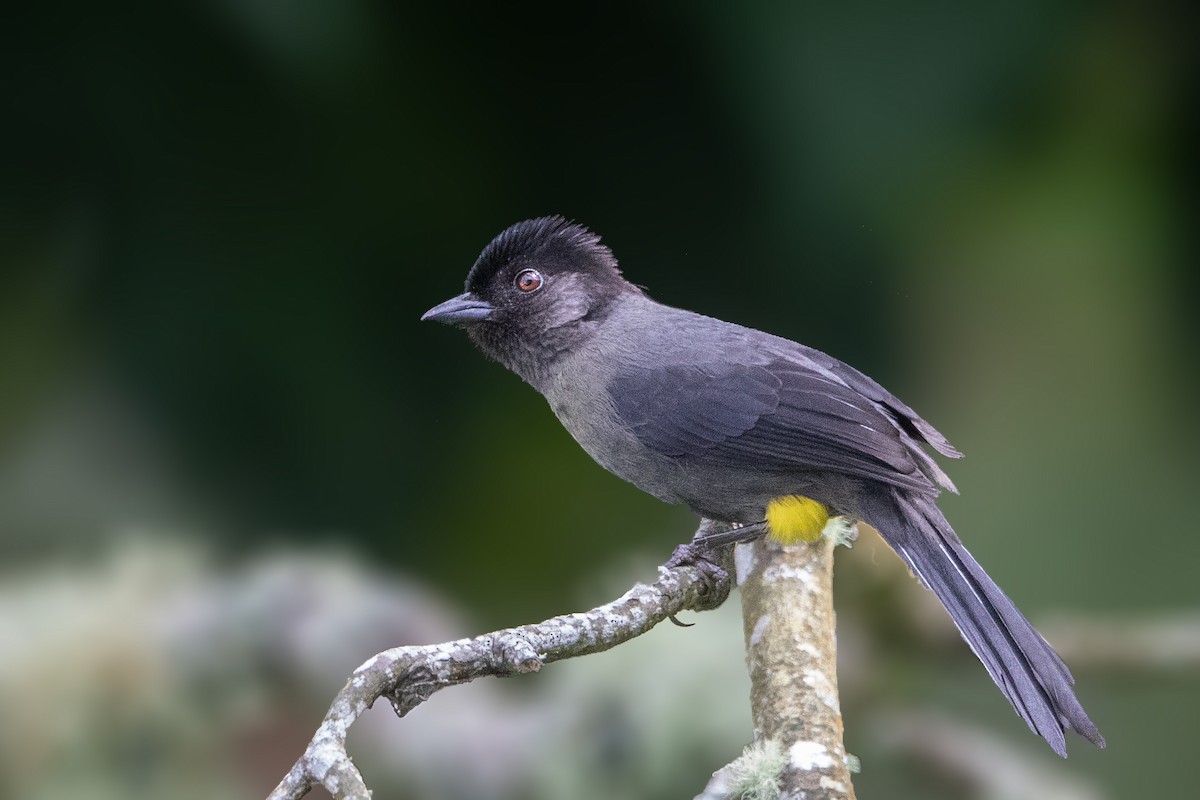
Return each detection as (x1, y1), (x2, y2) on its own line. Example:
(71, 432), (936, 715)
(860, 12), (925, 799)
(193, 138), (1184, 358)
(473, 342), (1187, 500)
(466, 216), (621, 293)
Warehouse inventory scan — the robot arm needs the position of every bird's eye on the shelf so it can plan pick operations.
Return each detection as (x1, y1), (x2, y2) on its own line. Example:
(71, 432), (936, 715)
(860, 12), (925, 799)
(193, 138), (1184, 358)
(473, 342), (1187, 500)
(514, 269), (544, 293)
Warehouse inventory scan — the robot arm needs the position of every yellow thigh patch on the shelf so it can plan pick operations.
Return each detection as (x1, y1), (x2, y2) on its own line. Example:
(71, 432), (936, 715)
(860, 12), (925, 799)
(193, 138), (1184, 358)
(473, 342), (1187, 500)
(765, 495), (830, 544)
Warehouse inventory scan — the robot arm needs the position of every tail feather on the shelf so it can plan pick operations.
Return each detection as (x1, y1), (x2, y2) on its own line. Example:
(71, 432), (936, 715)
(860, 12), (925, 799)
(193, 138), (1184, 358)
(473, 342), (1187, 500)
(859, 488), (1105, 757)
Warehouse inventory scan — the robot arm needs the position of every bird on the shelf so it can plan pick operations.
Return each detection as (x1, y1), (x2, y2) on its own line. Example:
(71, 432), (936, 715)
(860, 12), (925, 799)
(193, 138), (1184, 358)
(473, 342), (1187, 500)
(421, 215), (1105, 757)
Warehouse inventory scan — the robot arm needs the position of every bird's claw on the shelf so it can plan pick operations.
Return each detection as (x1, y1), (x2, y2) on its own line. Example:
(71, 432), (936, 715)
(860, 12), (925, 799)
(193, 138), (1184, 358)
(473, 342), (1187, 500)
(664, 542), (731, 612)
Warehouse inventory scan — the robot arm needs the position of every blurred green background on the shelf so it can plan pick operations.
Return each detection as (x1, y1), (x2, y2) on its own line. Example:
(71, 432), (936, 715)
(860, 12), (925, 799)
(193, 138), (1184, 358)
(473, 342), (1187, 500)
(2, 1), (1196, 798)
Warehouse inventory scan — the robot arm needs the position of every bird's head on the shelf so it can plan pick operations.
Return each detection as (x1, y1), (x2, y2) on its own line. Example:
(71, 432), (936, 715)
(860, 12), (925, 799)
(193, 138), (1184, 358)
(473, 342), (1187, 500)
(421, 216), (638, 385)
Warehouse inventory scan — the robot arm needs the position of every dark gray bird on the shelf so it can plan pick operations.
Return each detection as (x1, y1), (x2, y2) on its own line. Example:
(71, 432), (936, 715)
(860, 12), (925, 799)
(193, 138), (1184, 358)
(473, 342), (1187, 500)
(421, 216), (1105, 756)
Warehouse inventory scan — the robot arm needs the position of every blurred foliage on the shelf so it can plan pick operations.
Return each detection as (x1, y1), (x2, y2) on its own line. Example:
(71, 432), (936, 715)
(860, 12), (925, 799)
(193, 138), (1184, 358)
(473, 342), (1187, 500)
(1, 1), (1196, 798)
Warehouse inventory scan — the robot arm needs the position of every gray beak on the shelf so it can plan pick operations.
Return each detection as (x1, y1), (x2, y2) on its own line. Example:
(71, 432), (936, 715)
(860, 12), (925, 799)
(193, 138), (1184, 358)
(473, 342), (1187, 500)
(420, 292), (495, 325)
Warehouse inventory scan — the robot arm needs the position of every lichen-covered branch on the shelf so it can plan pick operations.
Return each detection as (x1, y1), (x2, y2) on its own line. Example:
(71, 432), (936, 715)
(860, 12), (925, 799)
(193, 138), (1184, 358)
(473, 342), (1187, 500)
(732, 527), (856, 800)
(267, 520), (734, 800)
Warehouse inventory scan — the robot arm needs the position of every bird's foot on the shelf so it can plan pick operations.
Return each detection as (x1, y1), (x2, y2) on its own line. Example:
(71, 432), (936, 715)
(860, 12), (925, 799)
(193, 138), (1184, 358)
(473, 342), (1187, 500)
(664, 541), (731, 614)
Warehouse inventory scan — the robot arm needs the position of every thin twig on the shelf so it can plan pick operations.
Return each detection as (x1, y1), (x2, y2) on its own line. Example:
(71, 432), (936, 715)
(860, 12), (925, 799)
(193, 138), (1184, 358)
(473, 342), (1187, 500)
(267, 520), (734, 800)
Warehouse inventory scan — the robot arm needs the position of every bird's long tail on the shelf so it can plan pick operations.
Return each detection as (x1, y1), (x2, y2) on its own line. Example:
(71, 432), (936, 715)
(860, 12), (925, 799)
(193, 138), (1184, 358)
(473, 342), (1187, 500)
(858, 488), (1105, 757)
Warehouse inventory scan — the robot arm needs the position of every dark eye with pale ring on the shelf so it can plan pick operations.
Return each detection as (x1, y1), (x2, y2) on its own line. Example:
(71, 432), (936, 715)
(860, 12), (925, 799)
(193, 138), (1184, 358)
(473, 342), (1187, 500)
(514, 269), (544, 293)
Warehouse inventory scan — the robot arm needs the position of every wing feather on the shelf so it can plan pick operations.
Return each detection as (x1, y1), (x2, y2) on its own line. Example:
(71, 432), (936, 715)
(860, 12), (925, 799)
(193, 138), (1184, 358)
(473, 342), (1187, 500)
(609, 356), (954, 492)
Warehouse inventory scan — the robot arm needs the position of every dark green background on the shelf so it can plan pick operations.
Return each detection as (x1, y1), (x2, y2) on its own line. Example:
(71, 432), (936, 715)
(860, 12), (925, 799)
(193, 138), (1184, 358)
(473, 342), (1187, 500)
(2, 2), (1196, 798)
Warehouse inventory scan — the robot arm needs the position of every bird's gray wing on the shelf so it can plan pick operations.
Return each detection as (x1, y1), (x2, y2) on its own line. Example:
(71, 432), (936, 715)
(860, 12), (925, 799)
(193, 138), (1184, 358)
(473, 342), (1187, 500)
(608, 358), (954, 492)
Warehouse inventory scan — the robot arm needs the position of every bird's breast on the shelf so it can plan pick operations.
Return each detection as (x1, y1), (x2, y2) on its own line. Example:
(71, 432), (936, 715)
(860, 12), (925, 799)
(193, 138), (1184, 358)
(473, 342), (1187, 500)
(544, 366), (684, 506)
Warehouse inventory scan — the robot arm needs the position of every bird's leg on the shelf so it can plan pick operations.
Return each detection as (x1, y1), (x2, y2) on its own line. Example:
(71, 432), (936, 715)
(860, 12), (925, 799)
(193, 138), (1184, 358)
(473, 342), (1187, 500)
(666, 520), (763, 596)
(661, 519), (748, 622)
(690, 519), (769, 549)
